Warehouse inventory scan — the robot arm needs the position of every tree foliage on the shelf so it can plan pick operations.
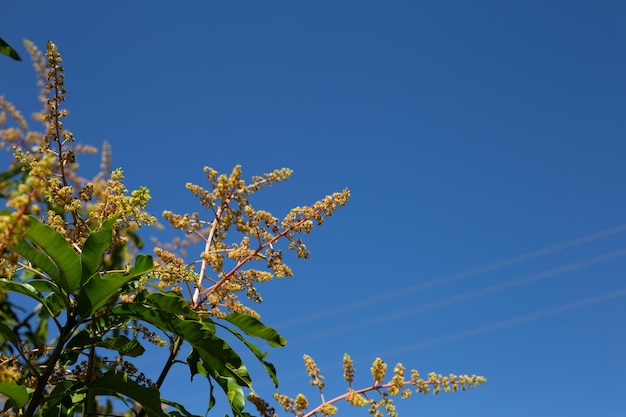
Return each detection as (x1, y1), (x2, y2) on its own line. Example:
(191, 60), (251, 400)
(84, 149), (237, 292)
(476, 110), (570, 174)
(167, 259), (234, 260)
(0, 40), (485, 417)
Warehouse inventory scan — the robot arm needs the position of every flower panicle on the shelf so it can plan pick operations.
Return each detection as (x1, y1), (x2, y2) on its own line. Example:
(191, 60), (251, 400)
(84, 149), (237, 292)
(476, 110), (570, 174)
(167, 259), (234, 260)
(276, 354), (486, 417)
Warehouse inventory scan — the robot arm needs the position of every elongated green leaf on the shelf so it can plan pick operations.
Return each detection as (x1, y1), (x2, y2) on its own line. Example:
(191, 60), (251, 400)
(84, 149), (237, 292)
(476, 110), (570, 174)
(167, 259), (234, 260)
(222, 375), (246, 415)
(218, 323), (279, 388)
(146, 292), (200, 320)
(81, 218), (115, 280)
(27, 279), (62, 295)
(128, 254), (154, 276)
(186, 349), (206, 379)
(161, 398), (203, 417)
(0, 278), (45, 303)
(22, 216), (82, 293)
(0, 322), (18, 347)
(100, 335), (145, 357)
(186, 349), (215, 412)
(13, 239), (60, 283)
(0, 37), (21, 61)
(0, 278), (61, 319)
(112, 302), (250, 385)
(87, 371), (167, 417)
(76, 254), (153, 318)
(225, 312), (286, 348)
(76, 272), (130, 318)
(0, 381), (28, 409)
(112, 302), (251, 414)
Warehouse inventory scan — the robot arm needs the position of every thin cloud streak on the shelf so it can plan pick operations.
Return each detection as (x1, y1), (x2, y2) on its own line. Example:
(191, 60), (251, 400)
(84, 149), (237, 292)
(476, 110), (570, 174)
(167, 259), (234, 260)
(274, 287), (626, 383)
(278, 223), (626, 329)
(290, 248), (626, 345)
(376, 287), (626, 358)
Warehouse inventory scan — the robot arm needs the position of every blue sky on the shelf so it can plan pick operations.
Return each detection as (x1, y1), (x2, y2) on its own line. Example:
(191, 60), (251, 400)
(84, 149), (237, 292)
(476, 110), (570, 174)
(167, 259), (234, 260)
(2, 1), (626, 416)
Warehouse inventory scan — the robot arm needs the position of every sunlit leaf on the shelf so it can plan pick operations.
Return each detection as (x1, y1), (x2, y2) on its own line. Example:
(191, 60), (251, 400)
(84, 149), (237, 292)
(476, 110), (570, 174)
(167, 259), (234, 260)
(18, 216), (82, 293)
(146, 292), (201, 321)
(81, 218), (115, 280)
(13, 239), (60, 283)
(0, 381), (28, 409)
(225, 312), (286, 348)
(0, 279), (45, 304)
(28, 279), (62, 295)
(218, 323), (279, 388)
(76, 254), (153, 318)
(112, 302), (251, 414)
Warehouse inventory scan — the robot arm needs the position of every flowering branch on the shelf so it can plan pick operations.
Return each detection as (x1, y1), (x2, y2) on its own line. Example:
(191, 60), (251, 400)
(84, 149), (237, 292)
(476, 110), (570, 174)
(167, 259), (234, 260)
(269, 354), (487, 417)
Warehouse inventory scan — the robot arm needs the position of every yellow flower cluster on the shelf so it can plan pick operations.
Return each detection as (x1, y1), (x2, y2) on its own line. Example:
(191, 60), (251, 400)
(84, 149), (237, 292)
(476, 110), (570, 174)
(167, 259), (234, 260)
(0, 41), (154, 254)
(270, 354), (486, 417)
(407, 370), (487, 395)
(303, 354), (325, 390)
(370, 357), (387, 384)
(0, 356), (20, 383)
(273, 392), (309, 417)
(248, 393), (278, 417)
(156, 164), (349, 317)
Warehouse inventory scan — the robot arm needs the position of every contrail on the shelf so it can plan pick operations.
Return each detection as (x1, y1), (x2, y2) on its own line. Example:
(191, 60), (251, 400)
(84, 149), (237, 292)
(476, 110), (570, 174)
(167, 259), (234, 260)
(273, 287), (626, 384)
(376, 287), (626, 357)
(289, 248), (626, 345)
(278, 223), (626, 329)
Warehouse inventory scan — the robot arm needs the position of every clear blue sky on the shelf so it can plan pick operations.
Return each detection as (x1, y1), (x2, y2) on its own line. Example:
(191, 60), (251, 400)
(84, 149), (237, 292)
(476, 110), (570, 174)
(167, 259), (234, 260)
(2, 1), (626, 416)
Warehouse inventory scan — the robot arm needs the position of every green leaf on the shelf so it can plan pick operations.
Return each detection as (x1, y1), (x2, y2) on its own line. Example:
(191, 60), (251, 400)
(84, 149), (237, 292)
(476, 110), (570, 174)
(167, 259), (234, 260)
(186, 349), (206, 379)
(0, 37), (21, 61)
(81, 218), (115, 280)
(40, 380), (82, 417)
(161, 398), (203, 417)
(186, 349), (215, 412)
(16, 216), (82, 293)
(112, 302), (251, 414)
(13, 239), (61, 283)
(222, 376), (246, 415)
(39, 291), (66, 318)
(0, 322), (18, 348)
(0, 278), (65, 319)
(76, 254), (153, 318)
(87, 371), (167, 417)
(145, 292), (201, 320)
(218, 323), (279, 388)
(27, 279), (62, 295)
(0, 381), (28, 409)
(128, 254), (154, 276)
(225, 311), (286, 348)
(100, 335), (145, 357)
(0, 278), (45, 304)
